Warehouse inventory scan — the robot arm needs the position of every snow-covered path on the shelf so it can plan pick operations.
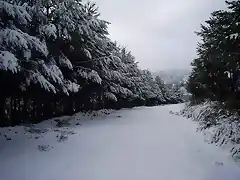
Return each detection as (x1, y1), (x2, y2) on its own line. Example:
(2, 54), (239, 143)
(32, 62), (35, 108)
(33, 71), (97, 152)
(0, 104), (240, 180)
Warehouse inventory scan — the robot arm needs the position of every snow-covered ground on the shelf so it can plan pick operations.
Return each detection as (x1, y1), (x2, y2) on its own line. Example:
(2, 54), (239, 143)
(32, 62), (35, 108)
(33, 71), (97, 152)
(0, 104), (239, 180)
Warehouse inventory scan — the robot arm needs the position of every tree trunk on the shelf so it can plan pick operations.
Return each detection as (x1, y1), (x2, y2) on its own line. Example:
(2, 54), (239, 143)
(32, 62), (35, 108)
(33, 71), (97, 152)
(0, 95), (7, 126)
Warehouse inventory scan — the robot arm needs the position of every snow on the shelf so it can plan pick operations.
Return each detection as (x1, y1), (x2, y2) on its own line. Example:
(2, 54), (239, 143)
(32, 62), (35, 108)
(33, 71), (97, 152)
(78, 69), (102, 84)
(0, 28), (48, 57)
(181, 102), (240, 160)
(109, 84), (133, 98)
(0, 1), (31, 25)
(110, 70), (123, 82)
(65, 80), (80, 93)
(104, 92), (118, 101)
(0, 29), (28, 50)
(42, 63), (64, 84)
(88, 70), (102, 84)
(83, 48), (92, 59)
(40, 24), (57, 39)
(229, 33), (239, 40)
(0, 51), (19, 73)
(27, 70), (56, 93)
(59, 53), (73, 69)
(0, 104), (240, 180)
(23, 49), (31, 60)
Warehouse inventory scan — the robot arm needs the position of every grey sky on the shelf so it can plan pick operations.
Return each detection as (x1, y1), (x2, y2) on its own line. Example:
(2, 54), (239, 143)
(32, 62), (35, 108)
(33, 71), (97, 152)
(96, 0), (226, 71)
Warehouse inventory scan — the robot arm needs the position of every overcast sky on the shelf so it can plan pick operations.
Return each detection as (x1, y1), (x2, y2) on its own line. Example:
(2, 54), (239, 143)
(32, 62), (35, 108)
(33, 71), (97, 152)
(96, 0), (226, 71)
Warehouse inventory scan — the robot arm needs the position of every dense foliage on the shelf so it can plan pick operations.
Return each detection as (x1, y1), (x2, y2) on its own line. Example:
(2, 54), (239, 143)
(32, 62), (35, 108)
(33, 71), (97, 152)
(188, 0), (240, 111)
(186, 1), (240, 160)
(0, 0), (181, 126)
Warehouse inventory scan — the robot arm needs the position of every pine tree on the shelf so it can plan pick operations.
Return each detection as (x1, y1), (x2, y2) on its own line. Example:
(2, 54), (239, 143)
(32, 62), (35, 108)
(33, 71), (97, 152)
(0, 0), (181, 126)
(188, 1), (240, 109)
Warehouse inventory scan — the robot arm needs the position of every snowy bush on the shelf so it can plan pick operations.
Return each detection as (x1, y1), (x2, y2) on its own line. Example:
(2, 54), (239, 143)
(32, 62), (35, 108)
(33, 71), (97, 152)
(181, 102), (240, 161)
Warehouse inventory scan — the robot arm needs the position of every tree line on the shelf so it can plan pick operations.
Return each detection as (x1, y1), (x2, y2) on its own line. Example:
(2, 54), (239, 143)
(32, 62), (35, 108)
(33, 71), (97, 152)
(0, 0), (182, 126)
(188, 1), (240, 121)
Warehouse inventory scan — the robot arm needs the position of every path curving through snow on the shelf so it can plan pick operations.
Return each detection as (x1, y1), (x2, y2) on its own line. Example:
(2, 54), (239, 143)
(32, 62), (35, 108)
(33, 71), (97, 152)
(0, 104), (240, 180)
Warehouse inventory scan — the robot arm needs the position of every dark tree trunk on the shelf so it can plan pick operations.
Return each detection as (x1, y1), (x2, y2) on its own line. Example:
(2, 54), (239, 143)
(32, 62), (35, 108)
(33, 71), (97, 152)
(0, 95), (7, 126)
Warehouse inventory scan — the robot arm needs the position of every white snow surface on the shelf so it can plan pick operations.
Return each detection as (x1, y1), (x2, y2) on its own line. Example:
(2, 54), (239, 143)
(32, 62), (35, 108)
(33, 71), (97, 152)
(0, 104), (240, 180)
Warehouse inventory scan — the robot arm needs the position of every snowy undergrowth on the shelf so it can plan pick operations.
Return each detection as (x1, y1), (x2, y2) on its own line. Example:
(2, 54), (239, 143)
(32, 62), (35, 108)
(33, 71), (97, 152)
(0, 109), (116, 152)
(181, 102), (240, 162)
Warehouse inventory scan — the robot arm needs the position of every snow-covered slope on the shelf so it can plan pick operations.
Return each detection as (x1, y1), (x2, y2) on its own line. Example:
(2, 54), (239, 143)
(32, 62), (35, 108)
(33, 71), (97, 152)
(0, 104), (239, 180)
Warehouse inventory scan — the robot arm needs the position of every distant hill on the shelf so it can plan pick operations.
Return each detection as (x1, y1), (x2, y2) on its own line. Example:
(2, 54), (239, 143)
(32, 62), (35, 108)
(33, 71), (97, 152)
(152, 69), (190, 85)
